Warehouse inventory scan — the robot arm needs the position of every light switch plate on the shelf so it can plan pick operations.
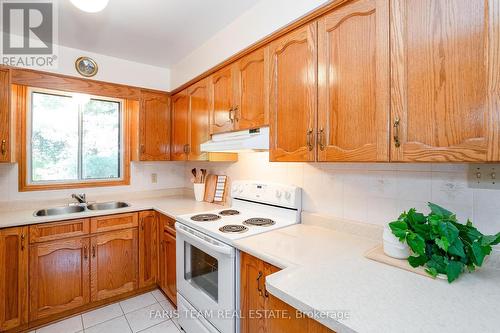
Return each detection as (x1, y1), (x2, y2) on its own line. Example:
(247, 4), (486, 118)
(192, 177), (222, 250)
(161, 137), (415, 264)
(151, 173), (158, 184)
(468, 164), (500, 189)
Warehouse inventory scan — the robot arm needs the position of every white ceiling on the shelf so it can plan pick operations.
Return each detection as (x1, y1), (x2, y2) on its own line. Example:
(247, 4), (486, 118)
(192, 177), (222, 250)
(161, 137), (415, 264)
(57, 0), (260, 68)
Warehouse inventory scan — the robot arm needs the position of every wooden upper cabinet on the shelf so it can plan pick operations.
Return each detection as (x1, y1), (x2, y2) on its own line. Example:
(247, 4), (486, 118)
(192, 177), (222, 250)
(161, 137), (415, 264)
(138, 211), (158, 288)
(0, 227), (28, 331)
(171, 90), (189, 161)
(233, 47), (269, 130)
(139, 90), (170, 161)
(0, 69), (10, 163)
(188, 78), (210, 161)
(390, 0), (500, 162)
(210, 67), (234, 134)
(29, 237), (90, 321)
(317, 0), (389, 162)
(91, 228), (138, 302)
(269, 23), (318, 162)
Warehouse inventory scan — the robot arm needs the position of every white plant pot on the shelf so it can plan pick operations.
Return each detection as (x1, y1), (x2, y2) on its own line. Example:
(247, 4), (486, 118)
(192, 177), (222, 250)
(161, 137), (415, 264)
(193, 183), (205, 202)
(383, 225), (410, 259)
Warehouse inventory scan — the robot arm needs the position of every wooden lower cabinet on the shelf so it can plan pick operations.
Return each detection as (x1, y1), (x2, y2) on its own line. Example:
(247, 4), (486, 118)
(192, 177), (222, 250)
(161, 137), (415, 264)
(158, 214), (177, 305)
(29, 237), (90, 321)
(240, 252), (335, 333)
(139, 211), (158, 288)
(91, 228), (138, 302)
(0, 227), (28, 332)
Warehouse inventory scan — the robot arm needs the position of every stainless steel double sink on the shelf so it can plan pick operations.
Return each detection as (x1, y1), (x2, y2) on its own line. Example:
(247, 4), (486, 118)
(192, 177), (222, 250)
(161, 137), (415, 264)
(34, 201), (130, 217)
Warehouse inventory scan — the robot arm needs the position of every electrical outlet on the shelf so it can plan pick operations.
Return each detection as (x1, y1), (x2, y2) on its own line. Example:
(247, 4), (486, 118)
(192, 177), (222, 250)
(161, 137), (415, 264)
(151, 173), (158, 184)
(468, 164), (500, 189)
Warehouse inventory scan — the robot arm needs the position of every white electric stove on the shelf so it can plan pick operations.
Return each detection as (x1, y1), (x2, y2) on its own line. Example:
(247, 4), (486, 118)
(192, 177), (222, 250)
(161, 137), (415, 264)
(175, 181), (302, 333)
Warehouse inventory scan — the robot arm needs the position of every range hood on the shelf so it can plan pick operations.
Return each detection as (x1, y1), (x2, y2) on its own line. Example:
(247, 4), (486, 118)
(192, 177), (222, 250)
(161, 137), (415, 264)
(200, 127), (269, 152)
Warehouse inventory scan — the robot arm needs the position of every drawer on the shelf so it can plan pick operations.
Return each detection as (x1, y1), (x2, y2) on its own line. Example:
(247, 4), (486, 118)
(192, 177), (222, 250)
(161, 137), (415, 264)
(29, 218), (90, 243)
(159, 214), (176, 235)
(90, 212), (138, 233)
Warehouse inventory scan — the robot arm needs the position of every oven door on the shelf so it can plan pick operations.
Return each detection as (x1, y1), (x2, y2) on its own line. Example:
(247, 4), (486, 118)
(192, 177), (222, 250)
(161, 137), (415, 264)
(176, 222), (236, 333)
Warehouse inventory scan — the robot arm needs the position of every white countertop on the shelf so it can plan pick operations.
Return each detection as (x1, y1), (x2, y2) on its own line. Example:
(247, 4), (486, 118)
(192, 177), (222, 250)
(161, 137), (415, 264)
(0, 193), (221, 228)
(234, 224), (500, 333)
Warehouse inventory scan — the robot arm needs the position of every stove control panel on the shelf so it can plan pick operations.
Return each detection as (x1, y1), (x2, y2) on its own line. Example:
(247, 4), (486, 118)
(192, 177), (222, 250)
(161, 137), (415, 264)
(231, 181), (301, 209)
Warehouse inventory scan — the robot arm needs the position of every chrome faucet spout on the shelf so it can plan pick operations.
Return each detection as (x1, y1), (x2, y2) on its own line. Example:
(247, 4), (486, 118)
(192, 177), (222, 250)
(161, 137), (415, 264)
(72, 193), (87, 204)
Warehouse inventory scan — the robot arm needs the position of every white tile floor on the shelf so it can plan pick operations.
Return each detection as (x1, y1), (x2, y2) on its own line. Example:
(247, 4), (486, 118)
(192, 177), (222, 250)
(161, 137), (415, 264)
(31, 290), (182, 333)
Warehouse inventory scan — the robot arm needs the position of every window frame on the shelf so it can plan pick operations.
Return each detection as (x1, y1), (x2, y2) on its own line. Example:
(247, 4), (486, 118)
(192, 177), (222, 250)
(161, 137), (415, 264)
(18, 85), (131, 191)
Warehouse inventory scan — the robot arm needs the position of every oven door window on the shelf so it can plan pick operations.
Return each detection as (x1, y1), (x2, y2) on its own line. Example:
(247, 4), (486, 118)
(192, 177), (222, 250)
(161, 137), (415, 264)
(184, 242), (219, 302)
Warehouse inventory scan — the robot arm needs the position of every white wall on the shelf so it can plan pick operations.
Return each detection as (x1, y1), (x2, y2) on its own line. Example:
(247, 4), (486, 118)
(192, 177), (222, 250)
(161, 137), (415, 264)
(43, 43), (171, 91)
(0, 162), (185, 203)
(170, 0), (329, 89)
(186, 153), (500, 235)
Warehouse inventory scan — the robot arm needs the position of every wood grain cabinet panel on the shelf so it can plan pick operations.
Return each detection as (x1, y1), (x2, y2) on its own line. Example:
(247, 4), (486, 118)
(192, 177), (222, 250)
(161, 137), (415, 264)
(0, 69), (10, 163)
(240, 252), (335, 333)
(188, 78), (210, 161)
(139, 90), (170, 161)
(29, 219), (90, 244)
(159, 214), (176, 305)
(90, 212), (138, 234)
(390, 0), (500, 162)
(233, 47), (269, 130)
(171, 90), (190, 161)
(91, 228), (138, 302)
(269, 23), (318, 162)
(29, 237), (90, 321)
(139, 211), (158, 288)
(0, 227), (28, 332)
(317, 0), (389, 162)
(210, 67), (234, 134)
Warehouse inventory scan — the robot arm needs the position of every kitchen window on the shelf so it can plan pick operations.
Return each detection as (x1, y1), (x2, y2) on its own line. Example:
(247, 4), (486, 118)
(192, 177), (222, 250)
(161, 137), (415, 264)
(24, 87), (127, 189)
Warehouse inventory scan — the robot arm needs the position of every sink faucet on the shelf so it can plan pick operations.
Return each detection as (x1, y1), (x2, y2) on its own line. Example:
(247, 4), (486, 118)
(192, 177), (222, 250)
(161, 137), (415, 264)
(72, 193), (87, 204)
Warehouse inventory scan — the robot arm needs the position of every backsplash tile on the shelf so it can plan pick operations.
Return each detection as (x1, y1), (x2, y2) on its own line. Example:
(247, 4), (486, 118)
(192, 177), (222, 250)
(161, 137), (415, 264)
(187, 152), (500, 233)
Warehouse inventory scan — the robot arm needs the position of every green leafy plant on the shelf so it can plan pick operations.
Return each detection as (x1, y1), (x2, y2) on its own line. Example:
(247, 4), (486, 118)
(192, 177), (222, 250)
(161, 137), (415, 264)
(389, 202), (500, 283)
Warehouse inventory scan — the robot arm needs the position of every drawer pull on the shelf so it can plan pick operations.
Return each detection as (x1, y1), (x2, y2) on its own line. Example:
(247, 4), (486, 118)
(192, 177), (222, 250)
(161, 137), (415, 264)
(256, 271), (263, 297)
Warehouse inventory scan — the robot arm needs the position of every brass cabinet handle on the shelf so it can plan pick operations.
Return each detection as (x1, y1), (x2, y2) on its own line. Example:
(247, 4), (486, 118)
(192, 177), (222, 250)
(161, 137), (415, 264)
(1, 139), (6, 156)
(318, 128), (325, 151)
(306, 129), (314, 151)
(20, 234), (25, 251)
(393, 117), (401, 148)
(92, 245), (96, 258)
(140, 144), (145, 153)
(84, 246), (88, 260)
(228, 107), (234, 123)
(233, 106), (239, 121)
(256, 271), (263, 297)
(183, 144), (190, 154)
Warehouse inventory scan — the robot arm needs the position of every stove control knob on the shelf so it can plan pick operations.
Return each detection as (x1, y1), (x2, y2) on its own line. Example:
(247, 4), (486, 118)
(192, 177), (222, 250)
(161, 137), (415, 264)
(285, 191), (292, 201)
(275, 190), (282, 199)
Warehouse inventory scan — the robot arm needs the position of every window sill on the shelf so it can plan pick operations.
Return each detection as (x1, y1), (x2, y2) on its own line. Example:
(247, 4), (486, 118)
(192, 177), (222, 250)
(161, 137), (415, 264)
(19, 178), (130, 192)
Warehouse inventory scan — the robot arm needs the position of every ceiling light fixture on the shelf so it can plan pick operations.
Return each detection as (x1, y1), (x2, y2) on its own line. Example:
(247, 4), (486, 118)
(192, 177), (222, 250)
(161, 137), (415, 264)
(70, 0), (109, 13)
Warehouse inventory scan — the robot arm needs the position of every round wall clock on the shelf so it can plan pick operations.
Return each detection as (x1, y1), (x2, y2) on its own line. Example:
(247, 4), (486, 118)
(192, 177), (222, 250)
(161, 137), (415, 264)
(75, 56), (98, 77)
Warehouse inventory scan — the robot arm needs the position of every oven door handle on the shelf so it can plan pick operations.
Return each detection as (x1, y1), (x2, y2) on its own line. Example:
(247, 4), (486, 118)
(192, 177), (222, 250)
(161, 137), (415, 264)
(176, 223), (235, 257)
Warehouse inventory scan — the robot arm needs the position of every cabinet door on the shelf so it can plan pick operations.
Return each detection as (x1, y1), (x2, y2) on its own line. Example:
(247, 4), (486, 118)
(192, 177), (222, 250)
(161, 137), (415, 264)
(210, 67), (234, 134)
(390, 0), (500, 162)
(317, 0), (389, 162)
(139, 211), (158, 288)
(29, 237), (90, 321)
(240, 252), (266, 333)
(163, 230), (177, 305)
(0, 227), (28, 331)
(269, 23), (317, 162)
(233, 47), (269, 130)
(171, 90), (189, 161)
(188, 78), (210, 161)
(91, 229), (138, 302)
(0, 69), (10, 163)
(139, 90), (170, 161)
